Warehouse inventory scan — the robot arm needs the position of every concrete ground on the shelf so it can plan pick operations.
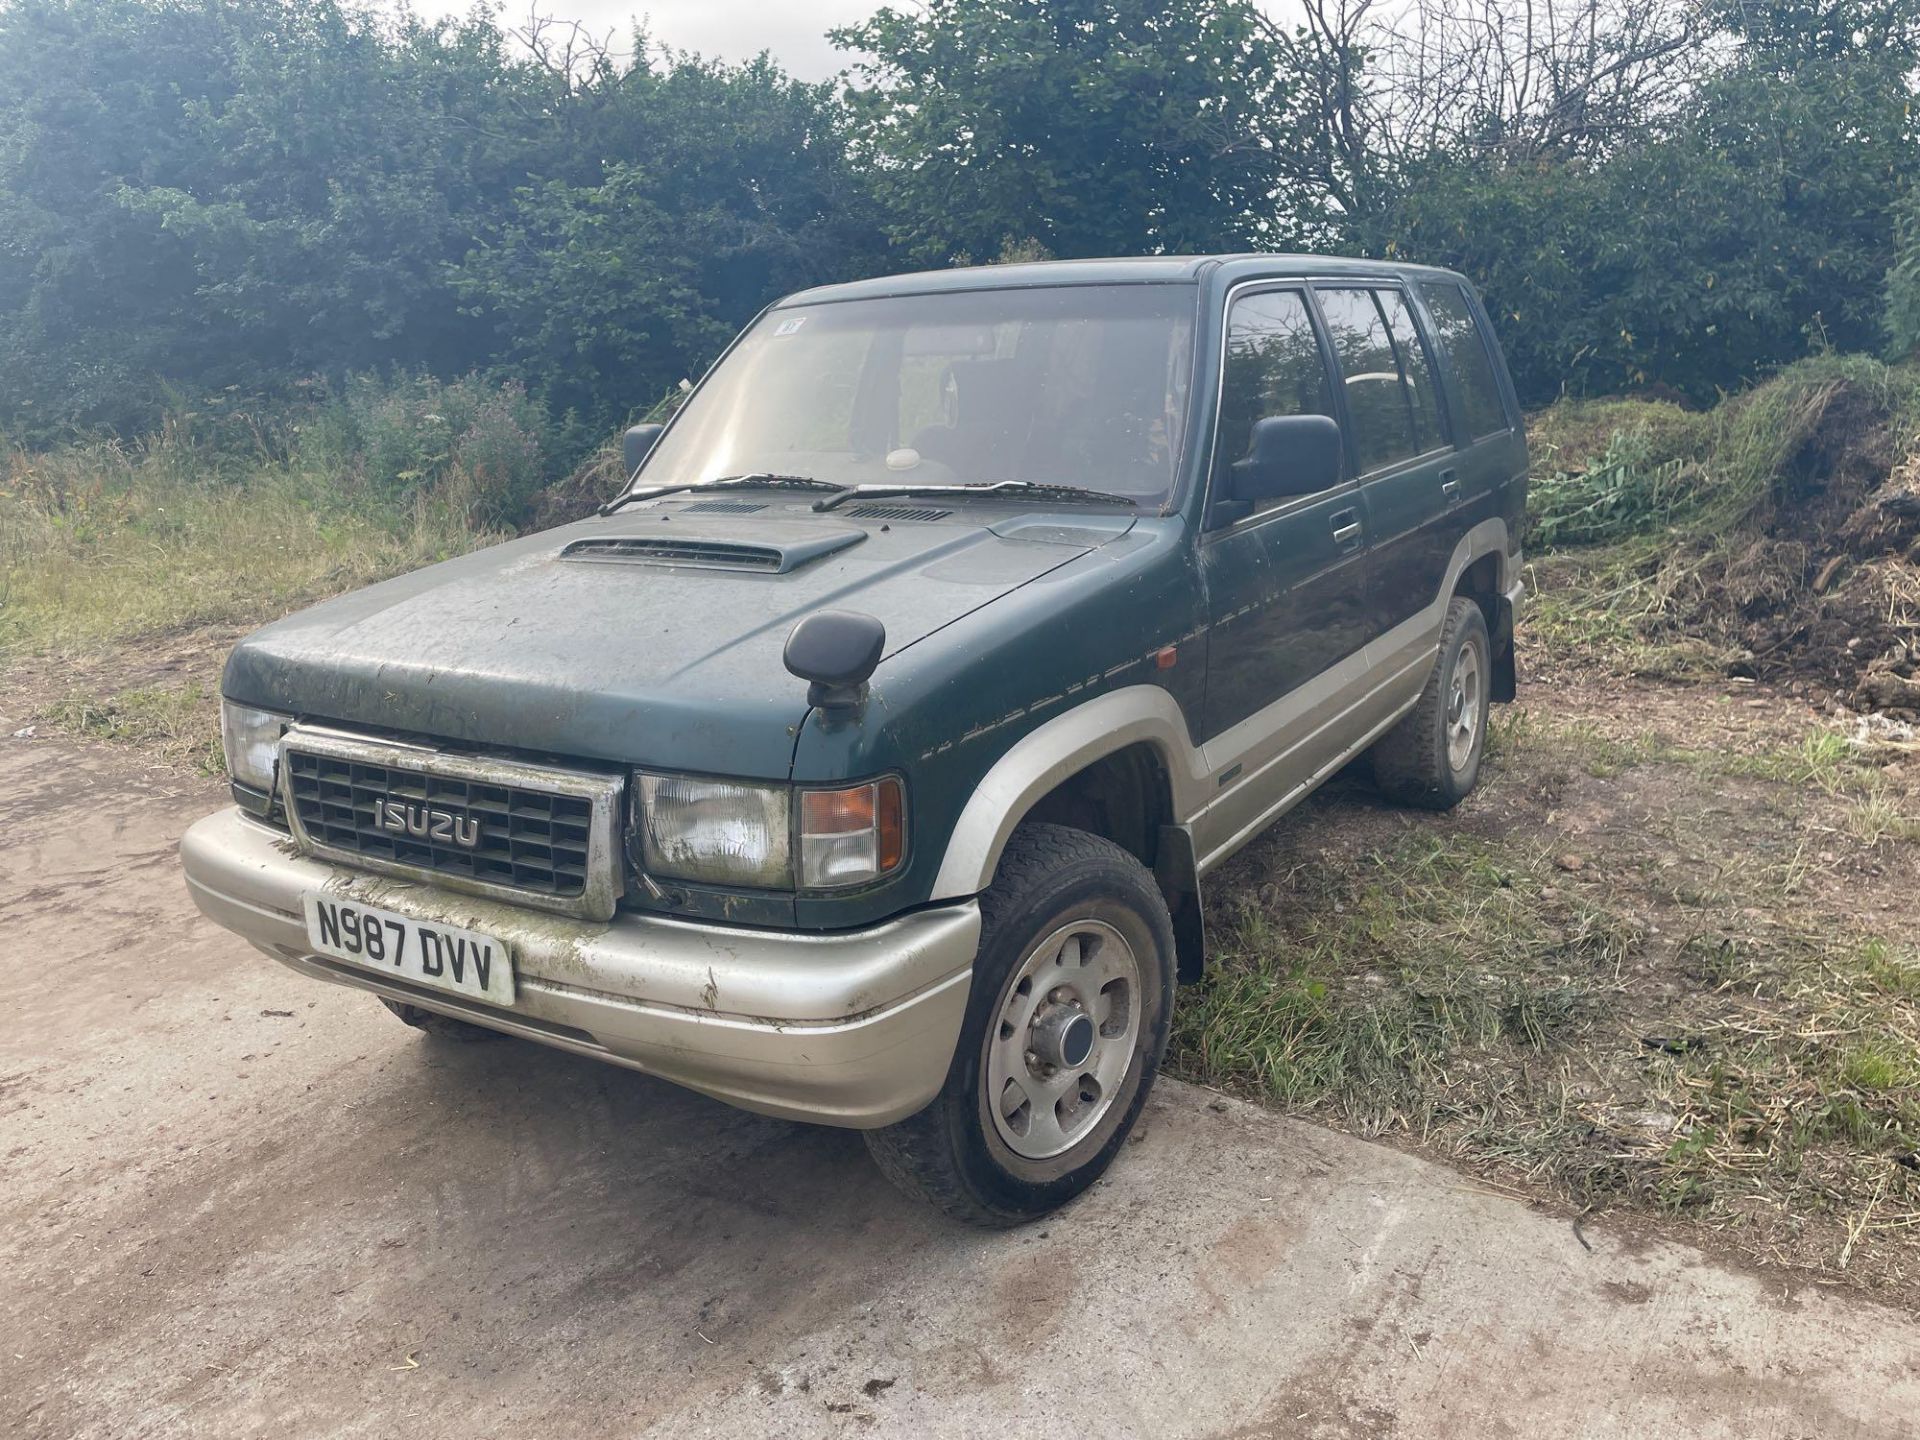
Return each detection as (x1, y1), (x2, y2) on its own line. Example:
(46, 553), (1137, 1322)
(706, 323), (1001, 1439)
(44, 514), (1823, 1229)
(4, 739), (1916, 1440)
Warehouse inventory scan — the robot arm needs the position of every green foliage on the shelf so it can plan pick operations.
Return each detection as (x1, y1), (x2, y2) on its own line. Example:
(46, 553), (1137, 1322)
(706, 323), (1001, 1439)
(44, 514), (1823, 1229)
(458, 56), (887, 424)
(1889, 187), (1920, 361)
(1372, 0), (1920, 403)
(296, 375), (559, 528)
(833, 0), (1314, 263)
(1530, 431), (1696, 549)
(0, 0), (882, 442)
(0, 0), (531, 436)
(0, 0), (1916, 447)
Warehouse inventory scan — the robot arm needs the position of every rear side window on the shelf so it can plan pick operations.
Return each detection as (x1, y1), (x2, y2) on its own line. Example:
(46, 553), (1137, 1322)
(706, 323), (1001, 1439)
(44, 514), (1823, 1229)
(1213, 288), (1339, 502)
(1420, 282), (1511, 439)
(1315, 287), (1445, 472)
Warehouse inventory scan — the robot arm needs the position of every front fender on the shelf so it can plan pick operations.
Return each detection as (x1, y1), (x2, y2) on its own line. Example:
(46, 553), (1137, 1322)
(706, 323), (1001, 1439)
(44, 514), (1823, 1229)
(928, 685), (1208, 901)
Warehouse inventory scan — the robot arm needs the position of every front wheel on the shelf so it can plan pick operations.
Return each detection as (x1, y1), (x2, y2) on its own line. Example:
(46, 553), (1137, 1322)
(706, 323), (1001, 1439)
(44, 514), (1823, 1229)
(865, 823), (1175, 1226)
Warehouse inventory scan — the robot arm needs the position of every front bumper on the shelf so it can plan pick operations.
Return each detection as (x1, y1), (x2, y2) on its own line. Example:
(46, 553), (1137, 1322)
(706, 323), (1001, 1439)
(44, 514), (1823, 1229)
(180, 807), (979, 1127)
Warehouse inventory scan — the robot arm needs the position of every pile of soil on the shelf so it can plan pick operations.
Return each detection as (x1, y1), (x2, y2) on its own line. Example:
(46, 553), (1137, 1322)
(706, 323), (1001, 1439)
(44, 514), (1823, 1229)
(1652, 380), (1920, 716)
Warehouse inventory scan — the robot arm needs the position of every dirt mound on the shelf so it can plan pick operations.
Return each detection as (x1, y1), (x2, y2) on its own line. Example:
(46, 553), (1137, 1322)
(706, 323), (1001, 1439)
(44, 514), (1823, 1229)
(1647, 376), (1920, 716)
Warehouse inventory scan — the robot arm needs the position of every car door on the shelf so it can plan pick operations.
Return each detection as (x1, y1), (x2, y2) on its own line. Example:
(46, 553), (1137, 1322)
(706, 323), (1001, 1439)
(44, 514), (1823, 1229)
(1196, 286), (1374, 850)
(1416, 278), (1527, 541)
(1312, 285), (1457, 646)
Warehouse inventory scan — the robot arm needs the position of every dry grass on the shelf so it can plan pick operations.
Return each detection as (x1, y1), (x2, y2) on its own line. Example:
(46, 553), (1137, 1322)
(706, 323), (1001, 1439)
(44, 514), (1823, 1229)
(0, 441), (495, 659)
(0, 432), (504, 763)
(1172, 690), (1920, 1303)
(41, 681), (225, 773)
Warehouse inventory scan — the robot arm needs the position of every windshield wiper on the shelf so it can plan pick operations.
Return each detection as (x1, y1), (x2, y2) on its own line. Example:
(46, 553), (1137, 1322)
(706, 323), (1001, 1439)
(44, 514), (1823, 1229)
(811, 480), (1138, 513)
(598, 473), (833, 516)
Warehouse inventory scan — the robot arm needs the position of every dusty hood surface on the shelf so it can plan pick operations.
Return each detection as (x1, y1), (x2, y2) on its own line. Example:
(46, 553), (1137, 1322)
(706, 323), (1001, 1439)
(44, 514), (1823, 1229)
(224, 502), (1121, 776)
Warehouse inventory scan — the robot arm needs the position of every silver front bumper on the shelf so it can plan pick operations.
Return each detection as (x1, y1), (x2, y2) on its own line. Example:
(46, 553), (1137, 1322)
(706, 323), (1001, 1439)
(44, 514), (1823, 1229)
(181, 807), (979, 1127)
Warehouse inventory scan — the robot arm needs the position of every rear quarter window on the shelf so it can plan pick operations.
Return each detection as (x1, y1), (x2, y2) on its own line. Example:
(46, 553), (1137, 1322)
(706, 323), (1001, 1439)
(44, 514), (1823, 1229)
(1420, 283), (1513, 440)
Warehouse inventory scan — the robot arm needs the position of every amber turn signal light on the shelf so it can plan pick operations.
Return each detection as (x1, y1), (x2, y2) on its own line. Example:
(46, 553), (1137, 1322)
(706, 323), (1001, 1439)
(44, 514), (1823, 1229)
(797, 778), (905, 888)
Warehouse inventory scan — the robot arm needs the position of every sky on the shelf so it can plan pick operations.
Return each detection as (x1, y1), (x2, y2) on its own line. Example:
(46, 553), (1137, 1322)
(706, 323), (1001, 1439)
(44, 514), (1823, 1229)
(404, 2), (1314, 82)
(408, 1), (887, 81)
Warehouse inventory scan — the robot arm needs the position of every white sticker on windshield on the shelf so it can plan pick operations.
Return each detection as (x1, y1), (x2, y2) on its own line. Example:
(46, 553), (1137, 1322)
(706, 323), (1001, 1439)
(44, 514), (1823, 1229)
(773, 316), (807, 337)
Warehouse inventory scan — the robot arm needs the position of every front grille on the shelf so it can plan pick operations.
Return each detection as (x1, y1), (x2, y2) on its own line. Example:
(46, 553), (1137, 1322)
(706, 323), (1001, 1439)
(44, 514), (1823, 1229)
(285, 749), (595, 899)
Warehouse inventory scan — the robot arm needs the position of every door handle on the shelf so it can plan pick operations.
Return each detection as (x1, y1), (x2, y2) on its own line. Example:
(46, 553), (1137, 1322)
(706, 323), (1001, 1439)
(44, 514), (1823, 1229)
(1439, 468), (1460, 500)
(1330, 509), (1362, 546)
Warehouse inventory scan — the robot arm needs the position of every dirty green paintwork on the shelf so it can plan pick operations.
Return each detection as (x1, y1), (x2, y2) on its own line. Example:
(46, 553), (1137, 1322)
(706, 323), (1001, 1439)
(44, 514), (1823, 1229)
(222, 255), (1527, 930)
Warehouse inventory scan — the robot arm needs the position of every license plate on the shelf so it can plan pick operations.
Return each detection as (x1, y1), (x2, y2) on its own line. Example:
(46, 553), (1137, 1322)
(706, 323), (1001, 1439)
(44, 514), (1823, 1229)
(302, 894), (515, 1007)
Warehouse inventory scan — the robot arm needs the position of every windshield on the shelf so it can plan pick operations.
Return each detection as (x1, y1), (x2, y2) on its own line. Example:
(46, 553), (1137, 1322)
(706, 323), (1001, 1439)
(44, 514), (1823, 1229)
(638, 284), (1197, 505)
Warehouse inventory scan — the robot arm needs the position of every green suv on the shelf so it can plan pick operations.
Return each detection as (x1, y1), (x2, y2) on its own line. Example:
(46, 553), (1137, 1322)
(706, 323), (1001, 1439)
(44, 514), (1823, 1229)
(182, 256), (1526, 1223)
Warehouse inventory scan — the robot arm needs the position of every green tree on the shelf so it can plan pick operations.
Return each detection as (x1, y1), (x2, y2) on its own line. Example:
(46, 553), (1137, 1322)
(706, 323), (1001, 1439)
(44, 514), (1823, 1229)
(0, 0), (535, 436)
(457, 53), (888, 425)
(1889, 188), (1920, 360)
(1365, 0), (1919, 401)
(0, 0), (885, 438)
(833, 0), (1314, 263)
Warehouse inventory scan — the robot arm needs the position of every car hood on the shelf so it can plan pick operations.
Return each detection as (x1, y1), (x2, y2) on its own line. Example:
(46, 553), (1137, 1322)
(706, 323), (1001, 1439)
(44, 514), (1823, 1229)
(223, 503), (1131, 777)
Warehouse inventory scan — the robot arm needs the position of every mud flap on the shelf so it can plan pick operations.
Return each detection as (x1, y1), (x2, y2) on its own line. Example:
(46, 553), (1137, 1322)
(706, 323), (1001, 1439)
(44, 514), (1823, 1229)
(1491, 592), (1518, 703)
(1155, 823), (1207, 983)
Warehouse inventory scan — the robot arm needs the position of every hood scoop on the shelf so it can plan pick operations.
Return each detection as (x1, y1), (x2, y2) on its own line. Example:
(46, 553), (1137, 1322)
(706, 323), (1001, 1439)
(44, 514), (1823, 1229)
(559, 525), (864, 575)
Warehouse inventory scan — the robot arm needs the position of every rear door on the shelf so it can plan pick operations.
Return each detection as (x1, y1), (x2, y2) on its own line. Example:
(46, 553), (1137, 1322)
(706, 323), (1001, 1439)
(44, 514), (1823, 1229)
(1312, 285), (1456, 644)
(1415, 279), (1527, 547)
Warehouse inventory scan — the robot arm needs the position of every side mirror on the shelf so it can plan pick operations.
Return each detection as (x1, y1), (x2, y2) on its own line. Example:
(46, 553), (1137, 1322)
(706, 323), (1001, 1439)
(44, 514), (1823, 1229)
(622, 423), (665, 479)
(784, 610), (886, 710)
(1213, 414), (1344, 526)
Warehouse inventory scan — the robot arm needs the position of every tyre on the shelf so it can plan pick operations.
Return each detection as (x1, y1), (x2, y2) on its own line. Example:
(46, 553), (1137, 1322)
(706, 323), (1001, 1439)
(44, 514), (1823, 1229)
(865, 822), (1175, 1226)
(379, 997), (507, 1042)
(1372, 594), (1491, 810)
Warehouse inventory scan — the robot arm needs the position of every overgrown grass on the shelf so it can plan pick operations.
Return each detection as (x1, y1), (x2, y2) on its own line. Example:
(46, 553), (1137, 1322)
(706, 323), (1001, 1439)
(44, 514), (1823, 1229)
(1173, 831), (1628, 1127)
(1528, 407), (1710, 547)
(1530, 354), (1920, 548)
(1171, 763), (1920, 1288)
(1650, 931), (1920, 1232)
(0, 382), (539, 766)
(0, 387), (524, 660)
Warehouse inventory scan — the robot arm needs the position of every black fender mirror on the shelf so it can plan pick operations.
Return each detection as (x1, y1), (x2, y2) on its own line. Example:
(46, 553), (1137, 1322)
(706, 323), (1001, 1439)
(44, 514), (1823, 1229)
(622, 423), (665, 480)
(784, 610), (886, 710)
(1212, 414), (1345, 527)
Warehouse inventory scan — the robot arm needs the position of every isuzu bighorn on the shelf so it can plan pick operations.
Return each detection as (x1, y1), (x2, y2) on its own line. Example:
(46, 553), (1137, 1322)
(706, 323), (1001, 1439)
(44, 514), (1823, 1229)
(182, 256), (1526, 1223)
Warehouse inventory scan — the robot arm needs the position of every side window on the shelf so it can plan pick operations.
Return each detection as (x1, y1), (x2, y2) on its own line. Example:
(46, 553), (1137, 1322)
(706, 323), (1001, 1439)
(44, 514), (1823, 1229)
(1375, 290), (1446, 452)
(1420, 282), (1512, 439)
(1213, 289), (1339, 504)
(1316, 287), (1445, 472)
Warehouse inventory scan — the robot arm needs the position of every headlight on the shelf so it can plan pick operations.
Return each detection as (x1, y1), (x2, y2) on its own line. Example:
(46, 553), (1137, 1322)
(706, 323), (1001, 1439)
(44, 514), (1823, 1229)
(633, 774), (909, 892)
(220, 700), (289, 794)
(636, 774), (792, 888)
(799, 779), (905, 888)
